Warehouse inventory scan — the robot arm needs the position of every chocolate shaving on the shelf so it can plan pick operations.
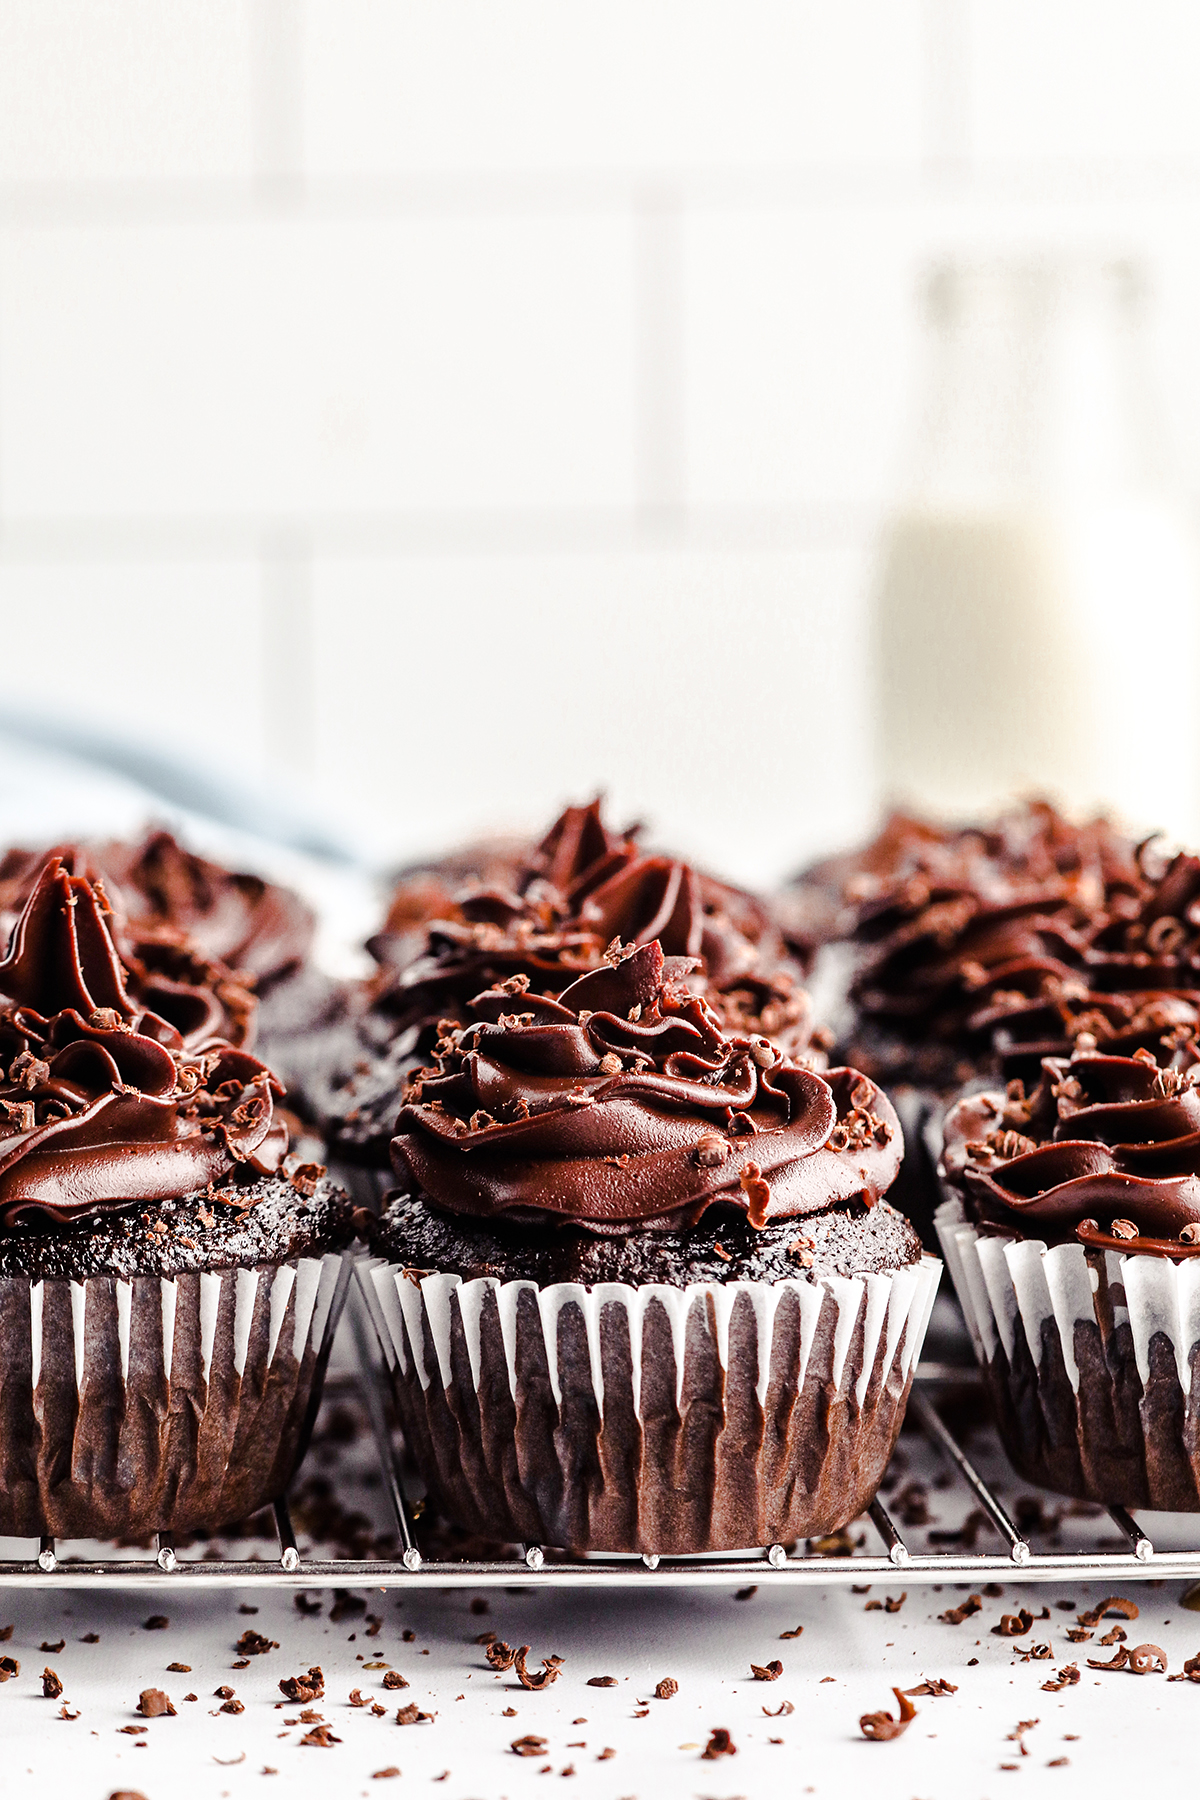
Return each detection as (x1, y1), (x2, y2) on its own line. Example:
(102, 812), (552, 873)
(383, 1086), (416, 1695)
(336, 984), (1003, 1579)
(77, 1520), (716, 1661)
(142, 1616), (169, 1631)
(396, 1703), (433, 1724)
(700, 1727), (737, 1759)
(1088, 1647), (1130, 1671)
(903, 1677), (958, 1697)
(654, 1678), (678, 1699)
(859, 1688), (917, 1741)
(382, 1671), (409, 1690)
(136, 1689), (176, 1718)
(279, 1667), (324, 1703)
(42, 1668), (63, 1698)
(750, 1661), (783, 1681)
(779, 1626), (804, 1639)
(1128, 1644), (1168, 1675)
(511, 1735), (548, 1758)
(939, 1594), (982, 1625)
(586, 1676), (617, 1688)
(1077, 1596), (1138, 1627)
(166, 1663), (191, 1673)
(234, 1630), (278, 1656)
(299, 1724), (341, 1747)
(993, 1609), (1036, 1637)
(40, 1639), (65, 1653)
(484, 1642), (563, 1689)
(762, 1701), (794, 1717)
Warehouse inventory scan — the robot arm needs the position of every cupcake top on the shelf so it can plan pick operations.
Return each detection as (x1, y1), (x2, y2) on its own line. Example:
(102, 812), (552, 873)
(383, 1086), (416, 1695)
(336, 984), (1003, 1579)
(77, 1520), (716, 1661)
(0, 838), (266, 1050)
(392, 939), (900, 1235)
(316, 801), (820, 1165)
(942, 1040), (1200, 1257)
(0, 858), (291, 1232)
(788, 800), (1144, 1092)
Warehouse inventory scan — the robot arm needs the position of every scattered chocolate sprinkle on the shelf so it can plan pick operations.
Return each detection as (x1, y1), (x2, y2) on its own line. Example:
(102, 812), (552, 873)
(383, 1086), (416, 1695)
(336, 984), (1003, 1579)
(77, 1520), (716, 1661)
(993, 1609), (1036, 1637)
(58, 1704), (80, 1721)
(1077, 1596), (1138, 1627)
(237, 1604), (258, 1615)
(750, 1661), (783, 1681)
(401, 1630), (416, 1643)
(136, 1689), (176, 1718)
(372, 1768), (400, 1779)
(587, 1676), (617, 1688)
(654, 1679), (678, 1699)
(40, 1639), (65, 1653)
(939, 1595), (982, 1625)
(762, 1701), (794, 1717)
(235, 1630), (278, 1656)
(700, 1727), (737, 1759)
(860, 1689), (917, 1742)
(502, 1707), (517, 1716)
(511, 1735), (547, 1758)
(395, 1704), (433, 1725)
(166, 1663), (191, 1673)
(1041, 1665), (1080, 1692)
(79, 1633), (99, 1643)
(142, 1616), (169, 1631)
(299, 1725), (341, 1747)
(279, 1667), (325, 1703)
(734, 1587), (757, 1601)
(597, 1747), (615, 1760)
(904, 1678), (958, 1697)
(1048, 1757), (1070, 1767)
(382, 1672), (409, 1690)
(779, 1626), (804, 1639)
(42, 1668), (63, 1698)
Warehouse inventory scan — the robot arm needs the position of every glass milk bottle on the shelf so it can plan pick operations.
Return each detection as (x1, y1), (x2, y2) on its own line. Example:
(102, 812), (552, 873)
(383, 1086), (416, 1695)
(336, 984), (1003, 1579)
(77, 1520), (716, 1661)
(875, 256), (1200, 841)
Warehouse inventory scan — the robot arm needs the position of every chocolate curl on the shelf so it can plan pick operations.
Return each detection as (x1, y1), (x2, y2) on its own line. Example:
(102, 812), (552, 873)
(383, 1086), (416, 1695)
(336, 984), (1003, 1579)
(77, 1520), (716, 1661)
(859, 1688), (917, 1741)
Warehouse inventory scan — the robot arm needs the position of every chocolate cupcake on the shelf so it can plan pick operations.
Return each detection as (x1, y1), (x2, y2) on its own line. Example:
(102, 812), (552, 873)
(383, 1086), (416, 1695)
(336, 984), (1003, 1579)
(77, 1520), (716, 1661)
(307, 800), (820, 1209)
(358, 939), (938, 1554)
(785, 801), (1144, 1244)
(0, 859), (355, 1539)
(939, 1037), (1200, 1508)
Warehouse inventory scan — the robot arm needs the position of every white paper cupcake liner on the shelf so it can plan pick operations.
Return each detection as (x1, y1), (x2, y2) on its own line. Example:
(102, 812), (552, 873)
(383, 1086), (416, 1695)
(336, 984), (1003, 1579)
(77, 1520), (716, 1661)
(357, 1253), (940, 1554)
(936, 1193), (1200, 1508)
(0, 1251), (352, 1538)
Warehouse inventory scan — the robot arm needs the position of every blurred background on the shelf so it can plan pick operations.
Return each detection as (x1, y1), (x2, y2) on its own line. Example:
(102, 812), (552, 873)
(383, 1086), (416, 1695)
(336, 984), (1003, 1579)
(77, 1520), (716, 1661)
(2, 2), (1200, 890)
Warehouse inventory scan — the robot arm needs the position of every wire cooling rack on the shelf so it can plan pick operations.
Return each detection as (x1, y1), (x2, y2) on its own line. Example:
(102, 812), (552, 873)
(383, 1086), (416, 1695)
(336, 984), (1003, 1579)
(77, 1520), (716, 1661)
(0, 1298), (1194, 1591)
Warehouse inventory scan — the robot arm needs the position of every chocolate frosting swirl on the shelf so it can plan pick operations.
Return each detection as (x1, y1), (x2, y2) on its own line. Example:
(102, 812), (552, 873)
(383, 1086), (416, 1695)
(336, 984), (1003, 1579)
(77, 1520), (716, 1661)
(788, 801), (1145, 1092)
(942, 1041), (1200, 1255)
(391, 939), (899, 1234)
(0, 859), (288, 1228)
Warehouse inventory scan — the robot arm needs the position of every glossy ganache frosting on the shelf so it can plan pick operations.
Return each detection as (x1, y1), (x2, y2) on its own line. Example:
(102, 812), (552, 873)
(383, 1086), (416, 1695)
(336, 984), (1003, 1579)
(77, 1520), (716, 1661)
(942, 1040), (1200, 1256)
(790, 801), (1145, 1092)
(0, 858), (289, 1230)
(391, 939), (900, 1235)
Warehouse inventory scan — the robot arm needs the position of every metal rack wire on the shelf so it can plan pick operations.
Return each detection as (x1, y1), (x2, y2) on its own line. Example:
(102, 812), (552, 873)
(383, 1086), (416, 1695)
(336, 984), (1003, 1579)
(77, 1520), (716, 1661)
(0, 1314), (1190, 1591)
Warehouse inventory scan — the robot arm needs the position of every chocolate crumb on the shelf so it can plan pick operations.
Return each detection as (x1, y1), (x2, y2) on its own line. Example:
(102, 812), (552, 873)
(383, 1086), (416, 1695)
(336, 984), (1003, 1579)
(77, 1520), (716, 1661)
(903, 1678), (958, 1697)
(734, 1586), (757, 1601)
(142, 1616), (169, 1632)
(136, 1689), (176, 1718)
(750, 1661), (783, 1681)
(220, 1699), (245, 1715)
(395, 1703), (433, 1725)
(597, 1747), (615, 1759)
(40, 1639), (65, 1653)
(382, 1671), (409, 1690)
(372, 1771), (400, 1780)
(214, 1686), (236, 1699)
(502, 1706), (517, 1717)
(587, 1676), (617, 1688)
(279, 1667), (325, 1703)
(299, 1724), (342, 1747)
(700, 1727), (737, 1759)
(1077, 1596), (1138, 1627)
(939, 1594), (982, 1625)
(80, 1633), (99, 1643)
(349, 1690), (367, 1708)
(654, 1678), (678, 1699)
(166, 1663), (191, 1673)
(294, 1595), (322, 1616)
(42, 1668), (63, 1699)
(235, 1630), (278, 1656)
(779, 1626), (804, 1639)
(511, 1735), (548, 1758)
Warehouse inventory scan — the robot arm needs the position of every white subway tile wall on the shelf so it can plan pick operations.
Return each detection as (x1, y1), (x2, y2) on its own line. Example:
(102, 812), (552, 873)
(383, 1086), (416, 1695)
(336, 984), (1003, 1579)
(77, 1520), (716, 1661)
(0, 1), (1198, 879)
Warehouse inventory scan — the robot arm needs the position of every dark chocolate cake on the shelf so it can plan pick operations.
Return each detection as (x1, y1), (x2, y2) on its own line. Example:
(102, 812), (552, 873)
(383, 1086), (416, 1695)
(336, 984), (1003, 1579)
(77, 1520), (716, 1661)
(359, 937), (936, 1555)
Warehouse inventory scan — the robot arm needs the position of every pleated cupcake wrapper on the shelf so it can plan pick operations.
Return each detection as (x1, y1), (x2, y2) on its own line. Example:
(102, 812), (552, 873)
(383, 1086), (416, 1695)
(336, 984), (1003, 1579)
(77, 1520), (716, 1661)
(0, 1252), (352, 1539)
(357, 1255), (941, 1554)
(936, 1192), (1200, 1508)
